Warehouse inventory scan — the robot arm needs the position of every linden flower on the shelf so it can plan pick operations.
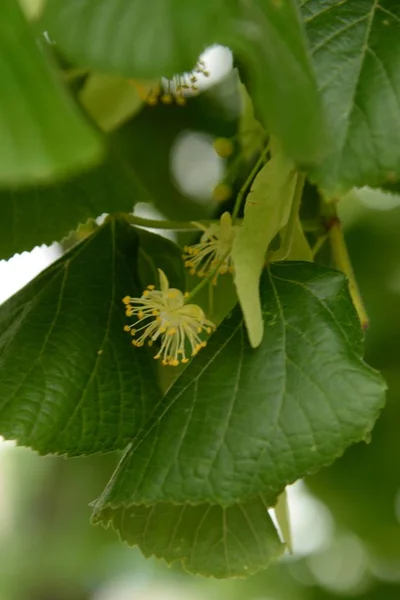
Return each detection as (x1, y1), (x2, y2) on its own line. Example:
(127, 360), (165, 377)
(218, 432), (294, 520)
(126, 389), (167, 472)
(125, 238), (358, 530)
(183, 212), (238, 283)
(131, 60), (210, 106)
(122, 269), (215, 366)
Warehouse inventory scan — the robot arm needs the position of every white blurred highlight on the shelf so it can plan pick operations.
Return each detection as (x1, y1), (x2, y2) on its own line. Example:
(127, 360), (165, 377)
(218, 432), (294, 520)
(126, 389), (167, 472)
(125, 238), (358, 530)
(171, 131), (224, 200)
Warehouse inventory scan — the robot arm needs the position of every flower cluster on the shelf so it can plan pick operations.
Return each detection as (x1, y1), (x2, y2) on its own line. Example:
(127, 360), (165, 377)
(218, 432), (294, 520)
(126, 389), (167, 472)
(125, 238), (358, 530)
(123, 269), (215, 366)
(183, 212), (237, 284)
(131, 60), (210, 106)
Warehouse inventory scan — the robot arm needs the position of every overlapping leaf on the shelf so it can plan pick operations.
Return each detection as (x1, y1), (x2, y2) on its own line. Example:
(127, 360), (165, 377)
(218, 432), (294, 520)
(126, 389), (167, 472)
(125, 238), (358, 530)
(0, 219), (161, 456)
(302, 0), (400, 194)
(93, 492), (283, 578)
(234, 0), (327, 165)
(43, 0), (230, 79)
(0, 0), (102, 186)
(91, 262), (385, 576)
(93, 262), (384, 505)
(44, 0), (326, 164)
(0, 157), (149, 261)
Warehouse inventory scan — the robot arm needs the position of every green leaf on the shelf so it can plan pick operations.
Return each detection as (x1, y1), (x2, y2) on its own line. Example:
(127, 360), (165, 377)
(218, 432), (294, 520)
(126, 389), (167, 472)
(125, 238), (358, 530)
(0, 219), (161, 456)
(232, 149), (297, 347)
(0, 0), (102, 186)
(44, 0), (325, 164)
(302, 1), (400, 195)
(235, 0), (328, 165)
(79, 73), (143, 132)
(93, 489), (283, 579)
(93, 262), (385, 508)
(0, 156), (149, 261)
(43, 0), (231, 79)
(136, 229), (186, 292)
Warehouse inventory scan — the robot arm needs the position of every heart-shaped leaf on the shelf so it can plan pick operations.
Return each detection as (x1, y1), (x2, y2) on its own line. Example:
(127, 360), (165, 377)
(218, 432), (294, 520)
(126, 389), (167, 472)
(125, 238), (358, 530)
(94, 262), (385, 508)
(0, 219), (161, 456)
(92, 490), (284, 579)
(0, 156), (149, 261)
(303, 0), (400, 194)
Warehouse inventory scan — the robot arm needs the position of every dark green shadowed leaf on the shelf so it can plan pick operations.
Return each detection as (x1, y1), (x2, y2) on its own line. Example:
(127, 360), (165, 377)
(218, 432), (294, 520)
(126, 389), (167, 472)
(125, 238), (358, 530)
(302, 0), (400, 194)
(0, 219), (161, 456)
(44, 0), (326, 164)
(94, 262), (385, 507)
(0, 156), (150, 261)
(0, 0), (102, 186)
(136, 229), (186, 292)
(92, 489), (283, 578)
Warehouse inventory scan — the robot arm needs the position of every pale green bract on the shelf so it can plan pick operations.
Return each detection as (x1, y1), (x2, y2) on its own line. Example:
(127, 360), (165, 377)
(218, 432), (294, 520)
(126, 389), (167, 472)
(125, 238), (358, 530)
(232, 145), (297, 347)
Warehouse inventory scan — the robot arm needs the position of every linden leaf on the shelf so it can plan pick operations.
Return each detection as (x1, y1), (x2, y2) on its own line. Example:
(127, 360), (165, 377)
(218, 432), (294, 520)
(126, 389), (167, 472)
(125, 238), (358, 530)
(92, 488), (283, 579)
(0, 219), (161, 456)
(136, 229), (186, 292)
(43, 0), (326, 164)
(0, 156), (149, 261)
(303, 0), (400, 194)
(93, 263), (385, 507)
(0, 0), (102, 186)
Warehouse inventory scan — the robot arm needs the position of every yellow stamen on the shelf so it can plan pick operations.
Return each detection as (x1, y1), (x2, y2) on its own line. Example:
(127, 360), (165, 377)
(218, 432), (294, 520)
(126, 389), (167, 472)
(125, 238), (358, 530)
(122, 269), (215, 366)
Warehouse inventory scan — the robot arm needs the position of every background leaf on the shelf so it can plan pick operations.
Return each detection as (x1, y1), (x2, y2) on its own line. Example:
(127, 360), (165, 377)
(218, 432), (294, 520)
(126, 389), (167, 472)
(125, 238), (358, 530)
(92, 491), (284, 579)
(136, 229), (186, 292)
(0, 156), (149, 261)
(79, 73), (143, 132)
(86, 262), (385, 508)
(0, 219), (161, 456)
(43, 0), (233, 79)
(0, 0), (102, 186)
(302, 0), (400, 194)
(234, 0), (328, 165)
(232, 149), (297, 347)
(44, 0), (325, 164)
